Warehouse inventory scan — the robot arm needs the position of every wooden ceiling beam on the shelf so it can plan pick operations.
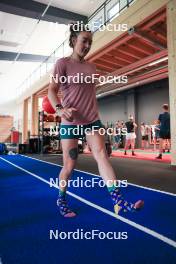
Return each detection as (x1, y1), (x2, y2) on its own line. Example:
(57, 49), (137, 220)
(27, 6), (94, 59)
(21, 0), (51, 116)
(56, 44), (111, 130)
(148, 28), (167, 43)
(88, 34), (133, 62)
(97, 57), (123, 68)
(118, 46), (146, 59)
(141, 11), (166, 30)
(94, 62), (115, 72)
(133, 31), (166, 50)
(106, 52), (136, 64)
(127, 40), (155, 55)
(96, 58), (123, 68)
(99, 56), (128, 67)
(106, 49), (168, 78)
(97, 66), (168, 95)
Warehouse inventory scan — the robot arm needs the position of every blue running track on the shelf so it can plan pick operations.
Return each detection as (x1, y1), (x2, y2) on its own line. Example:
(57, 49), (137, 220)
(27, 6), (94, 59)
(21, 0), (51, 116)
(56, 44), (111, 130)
(0, 155), (176, 264)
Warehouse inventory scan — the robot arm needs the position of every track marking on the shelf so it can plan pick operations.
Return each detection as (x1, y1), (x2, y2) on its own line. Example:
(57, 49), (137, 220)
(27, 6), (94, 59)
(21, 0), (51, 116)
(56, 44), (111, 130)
(1, 156), (176, 249)
(20, 154), (176, 197)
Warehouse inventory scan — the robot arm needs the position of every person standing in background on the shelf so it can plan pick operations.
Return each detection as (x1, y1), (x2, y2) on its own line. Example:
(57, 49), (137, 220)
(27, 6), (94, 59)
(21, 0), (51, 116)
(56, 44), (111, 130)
(152, 120), (160, 151)
(120, 120), (125, 148)
(156, 104), (170, 159)
(104, 125), (112, 157)
(124, 116), (137, 156)
(113, 121), (122, 149)
(140, 122), (150, 150)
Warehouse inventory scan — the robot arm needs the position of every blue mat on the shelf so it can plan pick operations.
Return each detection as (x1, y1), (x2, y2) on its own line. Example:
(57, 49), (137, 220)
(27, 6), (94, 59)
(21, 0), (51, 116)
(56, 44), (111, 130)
(0, 155), (176, 264)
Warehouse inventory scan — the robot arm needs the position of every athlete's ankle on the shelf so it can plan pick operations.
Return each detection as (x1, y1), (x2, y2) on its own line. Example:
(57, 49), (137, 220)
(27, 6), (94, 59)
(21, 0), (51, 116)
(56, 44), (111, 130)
(107, 184), (144, 214)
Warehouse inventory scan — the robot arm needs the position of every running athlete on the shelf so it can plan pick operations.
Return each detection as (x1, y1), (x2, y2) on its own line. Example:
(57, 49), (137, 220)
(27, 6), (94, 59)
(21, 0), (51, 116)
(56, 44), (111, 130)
(48, 23), (144, 217)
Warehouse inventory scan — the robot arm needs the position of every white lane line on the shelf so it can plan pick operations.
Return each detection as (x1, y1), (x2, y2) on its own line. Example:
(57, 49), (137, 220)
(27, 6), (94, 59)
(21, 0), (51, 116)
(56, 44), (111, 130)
(1, 156), (176, 249)
(20, 155), (176, 197)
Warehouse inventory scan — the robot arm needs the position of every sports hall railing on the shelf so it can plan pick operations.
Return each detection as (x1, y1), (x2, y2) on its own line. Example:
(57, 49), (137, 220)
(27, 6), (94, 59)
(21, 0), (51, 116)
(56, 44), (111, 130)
(16, 0), (135, 98)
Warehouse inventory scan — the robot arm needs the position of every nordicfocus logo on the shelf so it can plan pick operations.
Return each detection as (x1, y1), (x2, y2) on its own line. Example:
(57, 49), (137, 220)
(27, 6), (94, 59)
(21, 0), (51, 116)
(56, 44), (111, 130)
(49, 229), (128, 240)
(49, 73), (128, 85)
(49, 178), (128, 188)
(69, 21), (128, 33)
(49, 125), (127, 137)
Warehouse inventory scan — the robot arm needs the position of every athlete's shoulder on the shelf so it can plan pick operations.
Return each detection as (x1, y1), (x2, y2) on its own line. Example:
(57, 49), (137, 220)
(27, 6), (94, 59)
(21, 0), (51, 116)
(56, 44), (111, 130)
(53, 57), (69, 75)
(55, 57), (70, 65)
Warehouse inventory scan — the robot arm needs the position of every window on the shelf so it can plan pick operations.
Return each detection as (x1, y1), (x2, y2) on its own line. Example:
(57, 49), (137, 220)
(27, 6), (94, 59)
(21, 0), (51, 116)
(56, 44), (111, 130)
(95, 16), (103, 28)
(107, 2), (120, 21)
(120, 0), (128, 11)
(90, 16), (103, 32)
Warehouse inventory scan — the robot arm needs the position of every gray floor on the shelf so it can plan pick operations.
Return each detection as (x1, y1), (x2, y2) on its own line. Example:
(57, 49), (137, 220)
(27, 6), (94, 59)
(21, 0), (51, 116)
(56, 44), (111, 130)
(28, 153), (176, 194)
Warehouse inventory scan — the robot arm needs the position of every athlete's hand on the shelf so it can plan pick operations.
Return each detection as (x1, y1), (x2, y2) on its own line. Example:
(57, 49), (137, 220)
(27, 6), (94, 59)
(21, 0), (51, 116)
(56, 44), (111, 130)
(61, 107), (77, 121)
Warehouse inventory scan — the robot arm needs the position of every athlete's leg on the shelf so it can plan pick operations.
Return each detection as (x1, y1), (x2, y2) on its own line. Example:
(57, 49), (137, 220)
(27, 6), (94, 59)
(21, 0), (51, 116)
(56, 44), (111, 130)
(156, 137), (163, 159)
(59, 138), (78, 192)
(141, 139), (144, 149)
(159, 138), (164, 154)
(153, 137), (157, 151)
(86, 131), (144, 214)
(131, 138), (135, 151)
(86, 132), (116, 183)
(124, 138), (130, 154)
(131, 138), (136, 155)
(163, 139), (167, 152)
(167, 139), (171, 152)
(57, 138), (78, 217)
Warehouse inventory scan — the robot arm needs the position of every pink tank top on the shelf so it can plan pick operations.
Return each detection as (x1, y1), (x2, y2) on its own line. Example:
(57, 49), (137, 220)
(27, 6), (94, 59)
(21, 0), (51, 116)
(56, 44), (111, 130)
(53, 57), (100, 125)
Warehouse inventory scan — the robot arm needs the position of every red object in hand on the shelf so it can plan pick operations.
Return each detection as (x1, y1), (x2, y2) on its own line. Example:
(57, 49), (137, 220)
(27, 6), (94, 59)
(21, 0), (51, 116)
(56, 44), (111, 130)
(42, 96), (56, 114)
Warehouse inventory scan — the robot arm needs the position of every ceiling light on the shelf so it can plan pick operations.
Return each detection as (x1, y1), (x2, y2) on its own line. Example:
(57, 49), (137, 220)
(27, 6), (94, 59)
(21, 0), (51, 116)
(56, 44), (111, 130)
(148, 56), (168, 67)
